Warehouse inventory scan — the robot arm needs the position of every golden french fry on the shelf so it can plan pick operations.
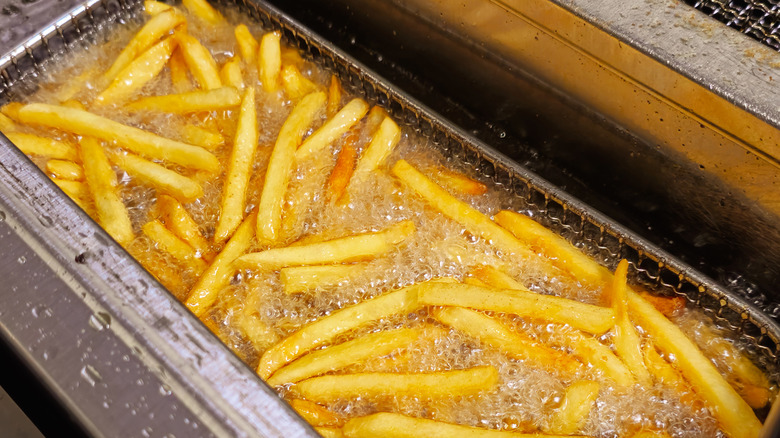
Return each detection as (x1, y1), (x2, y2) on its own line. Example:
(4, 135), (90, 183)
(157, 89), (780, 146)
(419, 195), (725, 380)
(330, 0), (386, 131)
(295, 366), (499, 403)
(177, 32), (222, 90)
(627, 291), (762, 438)
(5, 132), (79, 161)
(81, 137), (134, 245)
(234, 24), (258, 63)
(235, 288), (279, 350)
(96, 38), (176, 104)
(185, 210), (256, 316)
(363, 106), (387, 135)
(258, 31), (282, 93)
(60, 99), (85, 110)
(642, 343), (699, 408)
(281, 64), (318, 100)
(280, 263), (365, 295)
(469, 265), (524, 289)
(610, 260), (651, 385)
(353, 117), (401, 175)
(46, 159), (84, 181)
(142, 219), (207, 273)
(326, 75), (342, 117)
(315, 427), (344, 438)
(181, 0), (224, 24)
(418, 282), (614, 335)
(637, 291), (686, 317)
(544, 380), (600, 435)
(267, 327), (422, 386)
(432, 307), (581, 375)
(17, 103), (219, 172)
(215, 87), (258, 242)
(126, 86), (240, 113)
(239, 219), (415, 271)
(144, 0), (173, 15)
(104, 10), (184, 83)
(257, 279), (432, 379)
(180, 124), (224, 150)
(0, 113), (16, 132)
(55, 68), (97, 103)
(156, 194), (211, 260)
(546, 326), (634, 387)
(1, 102), (22, 121)
(693, 321), (771, 391)
(434, 167), (488, 196)
(296, 98), (369, 160)
(325, 133), (358, 204)
(109, 150), (203, 202)
(256, 91), (326, 243)
(52, 178), (91, 212)
(391, 160), (535, 260)
(169, 48), (192, 93)
(281, 47), (304, 67)
(631, 432), (673, 438)
(289, 399), (342, 427)
(493, 210), (612, 289)
(220, 58), (244, 89)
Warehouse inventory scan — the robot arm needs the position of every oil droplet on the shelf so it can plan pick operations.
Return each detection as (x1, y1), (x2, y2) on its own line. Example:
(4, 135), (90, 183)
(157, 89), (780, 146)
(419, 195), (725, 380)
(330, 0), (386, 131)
(0, 211), (6, 221)
(88, 312), (111, 331)
(17, 256), (26, 264)
(159, 384), (172, 396)
(80, 365), (102, 386)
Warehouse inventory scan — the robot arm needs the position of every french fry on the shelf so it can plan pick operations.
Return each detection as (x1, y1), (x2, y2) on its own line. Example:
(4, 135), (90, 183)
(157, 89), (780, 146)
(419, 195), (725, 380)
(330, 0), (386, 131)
(238, 220), (415, 271)
(325, 133), (358, 204)
(185, 210), (256, 316)
(17, 103), (219, 172)
(431, 307), (581, 375)
(60, 99), (85, 110)
(236, 289), (279, 350)
(234, 24), (258, 64)
(463, 276), (491, 288)
(631, 432), (672, 438)
(55, 67), (97, 103)
(295, 98), (369, 160)
(326, 75), (343, 117)
(637, 292), (686, 317)
(80, 137), (134, 245)
(144, 0), (173, 15)
(418, 282), (615, 335)
(316, 427), (344, 438)
(470, 265), (524, 290)
(1, 102), (22, 121)
(493, 210), (612, 289)
(46, 159), (84, 181)
(257, 279), (433, 379)
(126, 87), (241, 113)
(142, 219), (207, 273)
(157, 194), (211, 260)
(220, 58), (244, 89)
(294, 366), (499, 403)
(363, 106), (388, 136)
(256, 91), (326, 244)
(180, 124), (224, 150)
(693, 321), (771, 391)
(109, 150), (203, 203)
(215, 87), (258, 242)
(280, 263), (365, 295)
(626, 291), (762, 438)
(169, 49), (192, 93)
(391, 160), (535, 260)
(353, 117), (401, 175)
(281, 47), (304, 67)
(181, 0), (224, 25)
(281, 64), (319, 100)
(258, 31), (282, 93)
(96, 38), (176, 104)
(641, 344), (700, 407)
(610, 260), (651, 385)
(289, 399), (342, 427)
(177, 32), (222, 90)
(267, 327), (421, 386)
(4, 132), (79, 161)
(0, 113), (16, 132)
(546, 326), (634, 387)
(103, 10), (184, 83)
(434, 167), (488, 196)
(52, 179), (92, 212)
(544, 380), (600, 435)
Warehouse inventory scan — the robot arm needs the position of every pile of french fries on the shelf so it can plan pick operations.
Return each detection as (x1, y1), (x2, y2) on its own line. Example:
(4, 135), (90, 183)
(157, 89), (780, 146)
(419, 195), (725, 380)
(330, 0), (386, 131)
(0, 1), (776, 437)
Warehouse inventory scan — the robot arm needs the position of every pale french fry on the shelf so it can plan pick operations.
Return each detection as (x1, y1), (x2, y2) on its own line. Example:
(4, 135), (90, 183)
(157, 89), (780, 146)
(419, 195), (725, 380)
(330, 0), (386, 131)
(626, 291), (762, 438)
(289, 399), (342, 427)
(295, 98), (369, 160)
(236, 289), (279, 350)
(470, 265), (524, 290)
(169, 49), (192, 93)
(46, 159), (84, 181)
(546, 326), (634, 387)
(238, 219), (415, 271)
(215, 87), (258, 242)
(493, 210), (612, 289)
(325, 133), (358, 204)
(103, 10), (184, 83)
(144, 0), (173, 15)
(17, 103), (219, 172)
(142, 219), (207, 273)
(96, 38), (176, 104)
(180, 124), (224, 150)
(418, 282), (614, 335)
(185, 210), (256, 316)
(280, 263), (365, 295)
(281, 64), (319, 100)
(109, 150), (203, 203)
(431, 307), (581, 375)
(391, 160), (535, 260)
(234, 24), (258, 64)
(326, 75), (342, 117)
(363, 106), (387, 135)
(343, 413), (578, 438)
(353, 117), (401, 175)
(126, 86), (241, 113)
(181, 0), (224, 25)
(257, 279), (432, 379)
(258, 31), (282, 93)
(177, 32), (222, 90)
(220, 58), (244, 89)
(60, 99), (86, 110)
(544, 380), (600, 435)
(267, 327), (422, 386)
(0, 113), (16, 132)
(256, 91), (326, 243)
(315, 427), (344, 438)
(56, 67), (97, 103)
(5, 132), (79, 161)
(294, 366), (499, 403)
(610, 260), (652, 385)
(434, 167), (488, 196)
(641, 344), (700, 407)
(81, 137), (134, 245)
(157, 194), (211, 260)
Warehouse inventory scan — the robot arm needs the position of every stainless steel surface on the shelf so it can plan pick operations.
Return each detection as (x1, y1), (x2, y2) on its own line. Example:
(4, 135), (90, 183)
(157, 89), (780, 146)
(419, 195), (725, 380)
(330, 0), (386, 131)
(683, 0), (780, 50)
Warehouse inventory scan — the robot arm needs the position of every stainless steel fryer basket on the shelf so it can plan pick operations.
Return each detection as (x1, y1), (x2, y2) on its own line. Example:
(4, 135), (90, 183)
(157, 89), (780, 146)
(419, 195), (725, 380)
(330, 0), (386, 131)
(1, 0), (779, 436)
